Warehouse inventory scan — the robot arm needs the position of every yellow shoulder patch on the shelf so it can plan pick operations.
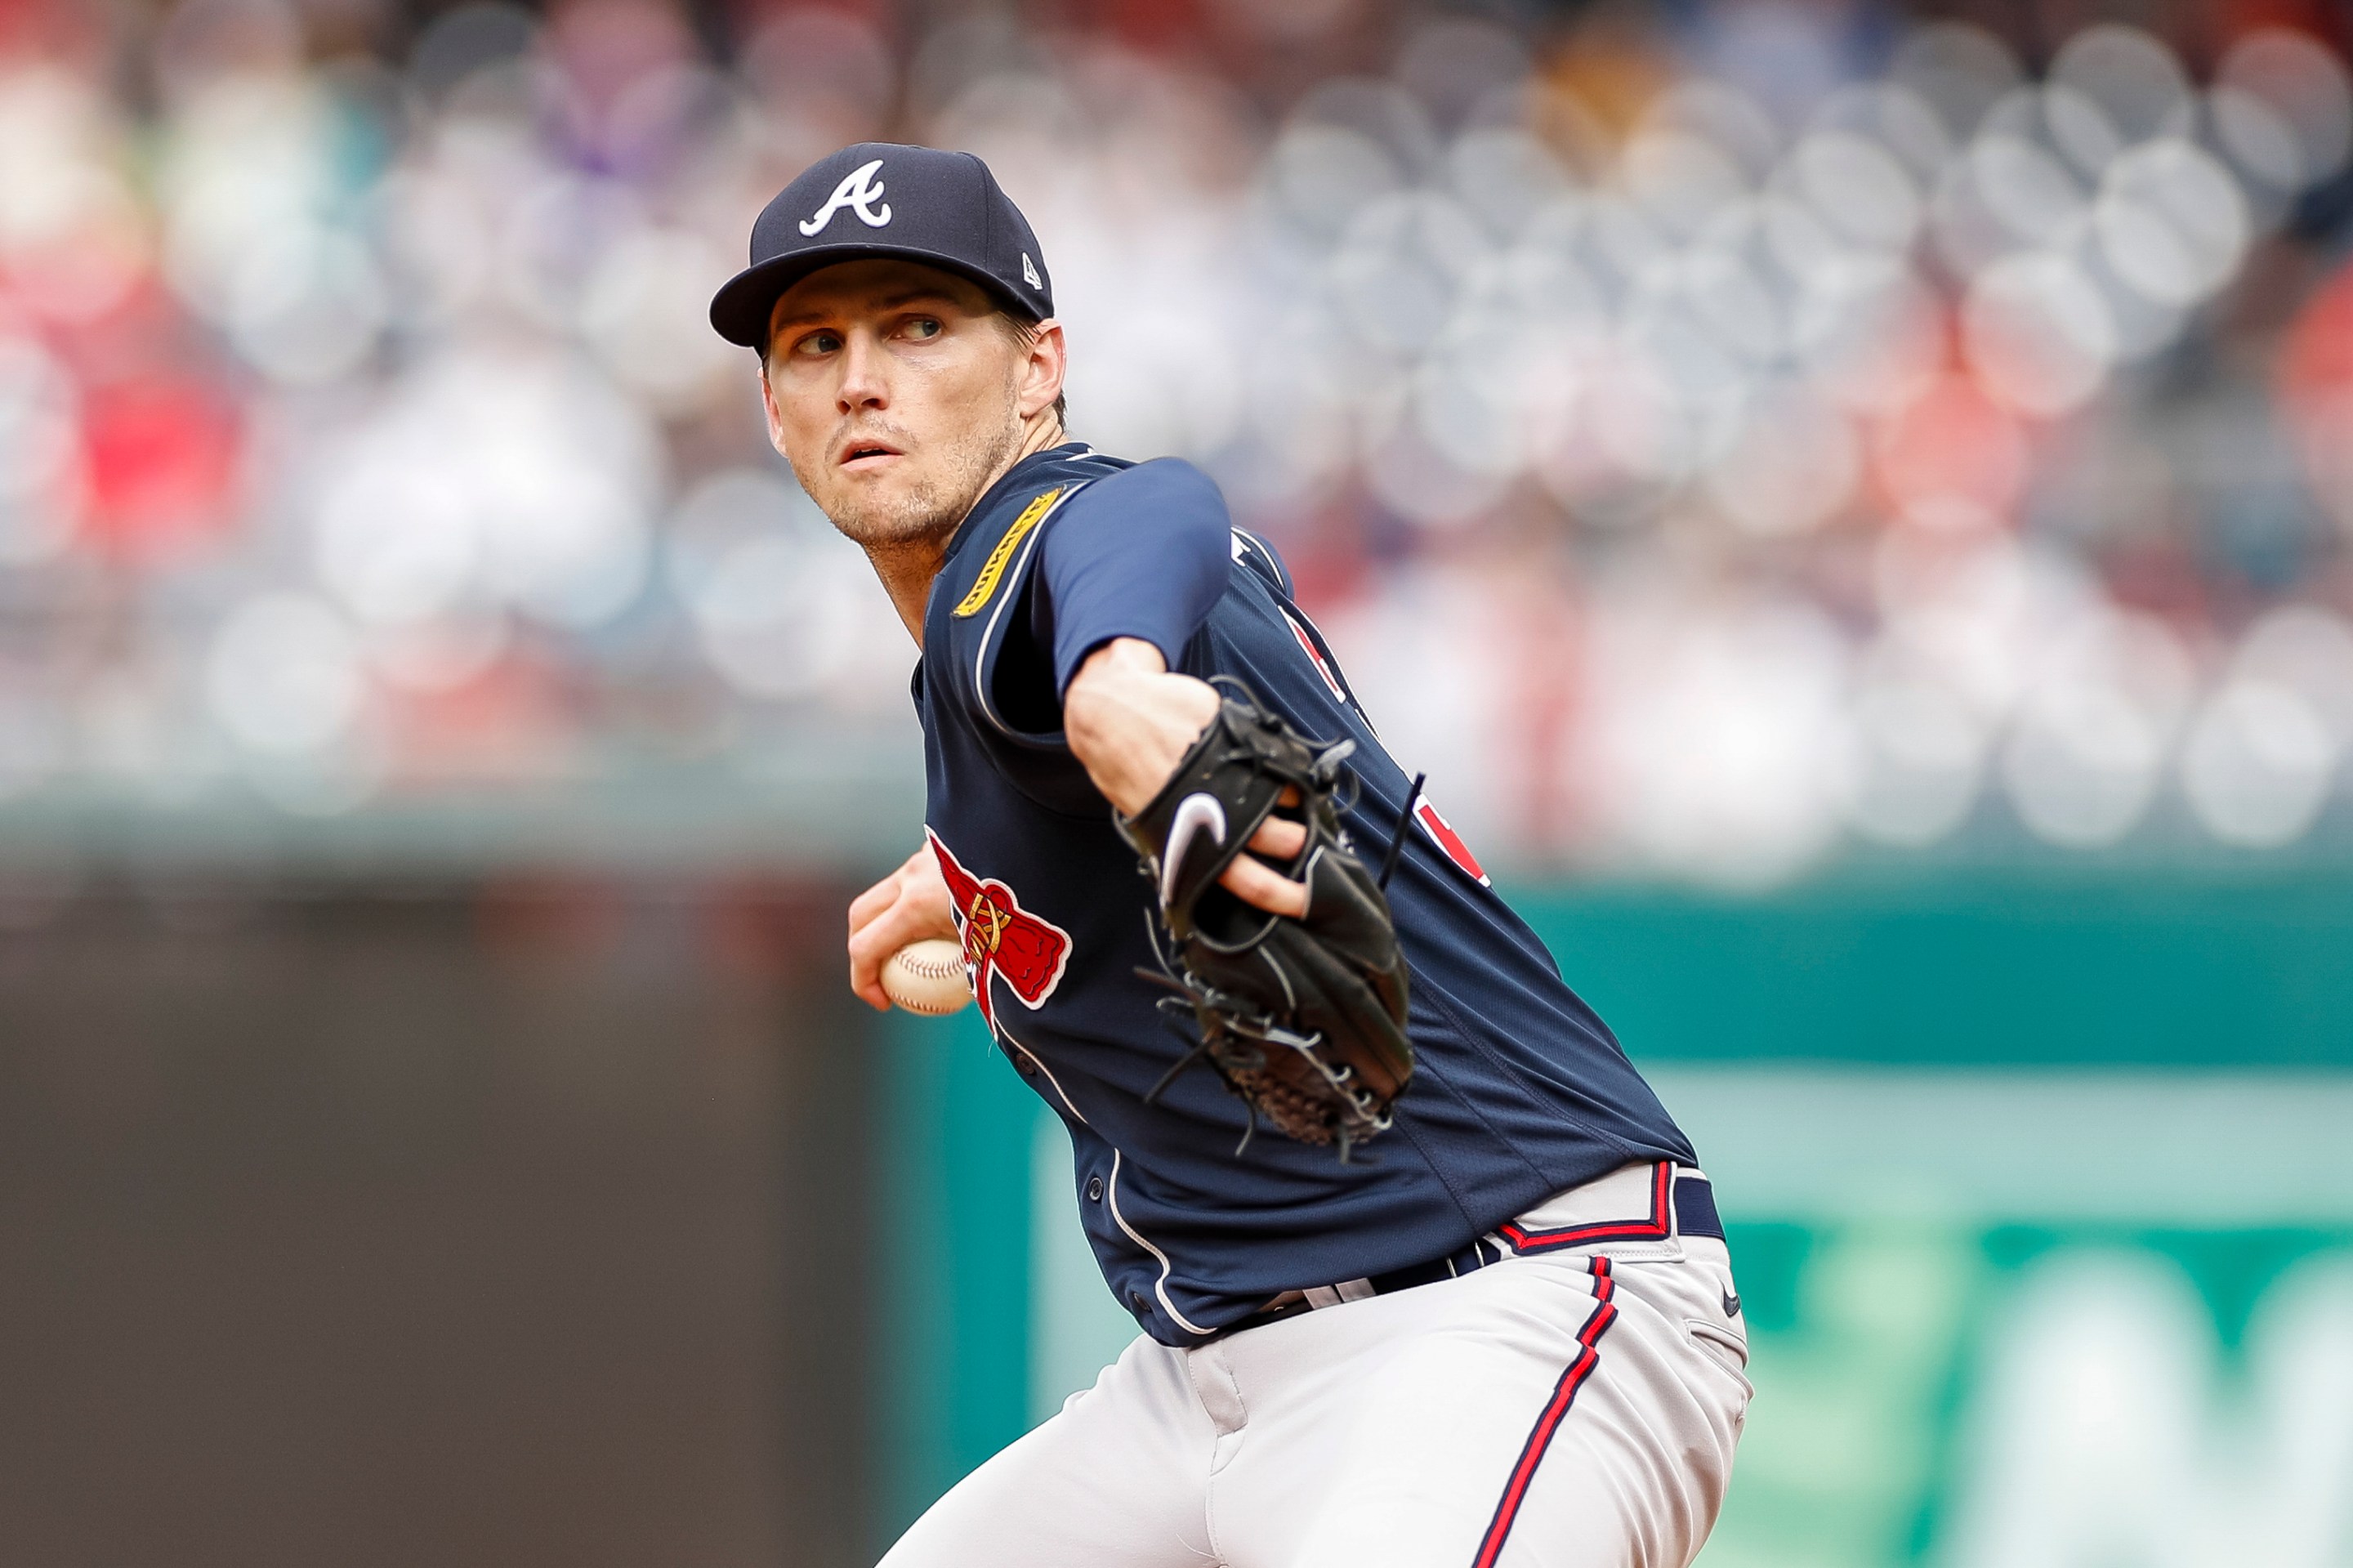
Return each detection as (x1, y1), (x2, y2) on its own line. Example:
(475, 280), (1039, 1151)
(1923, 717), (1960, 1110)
(952, 488), (1062, 619)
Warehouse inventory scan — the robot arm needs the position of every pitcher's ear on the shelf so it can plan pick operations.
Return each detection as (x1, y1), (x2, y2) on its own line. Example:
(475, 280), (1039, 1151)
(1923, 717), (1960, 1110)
(1018, 316), (1067, 422)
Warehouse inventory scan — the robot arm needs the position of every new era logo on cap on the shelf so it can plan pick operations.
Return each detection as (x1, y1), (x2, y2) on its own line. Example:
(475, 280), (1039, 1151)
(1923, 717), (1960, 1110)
(709, 142), (1054, 348)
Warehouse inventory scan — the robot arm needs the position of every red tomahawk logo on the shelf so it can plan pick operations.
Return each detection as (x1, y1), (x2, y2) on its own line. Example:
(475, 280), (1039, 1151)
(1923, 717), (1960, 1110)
(926, 830), (1073, 1034)
(1413, 792), (1490, 886)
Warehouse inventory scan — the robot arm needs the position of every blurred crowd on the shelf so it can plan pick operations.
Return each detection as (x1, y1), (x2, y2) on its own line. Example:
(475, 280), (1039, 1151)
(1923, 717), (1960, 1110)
(0, 0), (2349, 882)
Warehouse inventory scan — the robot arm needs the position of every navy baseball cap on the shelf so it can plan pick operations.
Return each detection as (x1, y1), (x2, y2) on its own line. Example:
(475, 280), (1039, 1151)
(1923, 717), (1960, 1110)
(708, 142), (1055, 349)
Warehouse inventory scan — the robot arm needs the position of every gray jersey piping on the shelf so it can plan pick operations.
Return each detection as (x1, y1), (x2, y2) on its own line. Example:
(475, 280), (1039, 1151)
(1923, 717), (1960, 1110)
(1105, 1150), (1214, 1338)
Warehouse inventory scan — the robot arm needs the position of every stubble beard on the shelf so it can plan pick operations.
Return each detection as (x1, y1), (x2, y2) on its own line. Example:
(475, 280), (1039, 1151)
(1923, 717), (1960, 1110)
(814, 403), (1025, 554)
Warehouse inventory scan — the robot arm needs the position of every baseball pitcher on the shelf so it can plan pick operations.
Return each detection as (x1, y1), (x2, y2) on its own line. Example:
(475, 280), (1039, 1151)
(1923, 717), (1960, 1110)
(709, 143), (1749, 1568)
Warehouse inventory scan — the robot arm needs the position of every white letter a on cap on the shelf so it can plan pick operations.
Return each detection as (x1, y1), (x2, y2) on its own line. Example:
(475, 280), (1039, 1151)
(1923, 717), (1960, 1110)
(800, 159), (892, 235)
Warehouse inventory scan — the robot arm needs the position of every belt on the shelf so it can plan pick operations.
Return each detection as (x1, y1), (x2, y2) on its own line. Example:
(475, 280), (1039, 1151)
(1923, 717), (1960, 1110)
(1232, 1162), (1721, 1333)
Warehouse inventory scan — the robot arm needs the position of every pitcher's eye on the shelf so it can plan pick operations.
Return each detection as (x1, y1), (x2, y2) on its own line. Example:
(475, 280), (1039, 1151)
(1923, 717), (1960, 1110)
(904, 316), (943, 340)
(795, 329), (842, 356)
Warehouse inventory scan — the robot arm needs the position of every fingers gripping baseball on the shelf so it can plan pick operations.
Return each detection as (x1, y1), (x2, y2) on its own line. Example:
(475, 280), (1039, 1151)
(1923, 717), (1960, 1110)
(848, 845), (958, 1011)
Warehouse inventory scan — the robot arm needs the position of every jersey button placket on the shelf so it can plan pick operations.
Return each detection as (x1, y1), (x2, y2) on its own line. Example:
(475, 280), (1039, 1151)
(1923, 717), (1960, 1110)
(1087, 1175), (1104, 1203)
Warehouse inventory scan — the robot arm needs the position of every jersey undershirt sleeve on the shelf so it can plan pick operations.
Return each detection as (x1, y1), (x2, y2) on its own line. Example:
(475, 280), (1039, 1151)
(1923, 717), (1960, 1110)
(1029, 458), (1232, 699)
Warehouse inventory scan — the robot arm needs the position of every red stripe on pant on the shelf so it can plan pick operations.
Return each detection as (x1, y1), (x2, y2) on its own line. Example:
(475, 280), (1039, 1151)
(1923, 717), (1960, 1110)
(1468, 1257), (1619, 1568)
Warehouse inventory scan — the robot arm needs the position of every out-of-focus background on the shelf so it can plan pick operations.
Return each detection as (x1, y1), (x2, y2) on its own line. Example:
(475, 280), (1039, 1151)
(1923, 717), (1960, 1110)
(1, 0), (2347, 1563)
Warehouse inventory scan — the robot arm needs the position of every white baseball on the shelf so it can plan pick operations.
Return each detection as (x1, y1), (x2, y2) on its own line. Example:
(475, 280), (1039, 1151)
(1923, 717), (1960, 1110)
(882, 938), (973, 1015)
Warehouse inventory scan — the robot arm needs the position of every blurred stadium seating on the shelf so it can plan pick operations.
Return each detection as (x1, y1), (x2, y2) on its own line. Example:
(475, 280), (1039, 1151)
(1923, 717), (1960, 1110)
(0, 0), (2345, 882)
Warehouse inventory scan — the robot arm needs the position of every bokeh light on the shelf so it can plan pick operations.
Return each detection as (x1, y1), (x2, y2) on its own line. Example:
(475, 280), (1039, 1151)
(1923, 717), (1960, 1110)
(0, 1), (2340, 882)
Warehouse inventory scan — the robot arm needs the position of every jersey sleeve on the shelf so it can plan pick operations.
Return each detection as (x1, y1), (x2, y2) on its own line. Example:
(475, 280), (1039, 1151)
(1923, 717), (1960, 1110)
(1031, 458), (1232, 696)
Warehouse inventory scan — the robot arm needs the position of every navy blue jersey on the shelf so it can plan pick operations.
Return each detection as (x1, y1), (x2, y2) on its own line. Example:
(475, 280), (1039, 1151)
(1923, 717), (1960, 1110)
(915, 444), (1694, 1345)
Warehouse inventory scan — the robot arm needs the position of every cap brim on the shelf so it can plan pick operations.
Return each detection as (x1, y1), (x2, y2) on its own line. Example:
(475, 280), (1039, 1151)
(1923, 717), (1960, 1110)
(708, 243), (1035, 348)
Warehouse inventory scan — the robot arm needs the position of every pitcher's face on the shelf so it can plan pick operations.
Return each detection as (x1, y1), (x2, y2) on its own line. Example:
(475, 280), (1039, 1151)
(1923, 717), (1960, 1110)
(760, 258), (1029, 550)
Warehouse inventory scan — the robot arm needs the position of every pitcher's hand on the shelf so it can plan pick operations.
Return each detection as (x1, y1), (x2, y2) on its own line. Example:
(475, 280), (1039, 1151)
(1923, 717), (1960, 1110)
(1064, 639), (1309, 918)
(847, 844), (958, 1010)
